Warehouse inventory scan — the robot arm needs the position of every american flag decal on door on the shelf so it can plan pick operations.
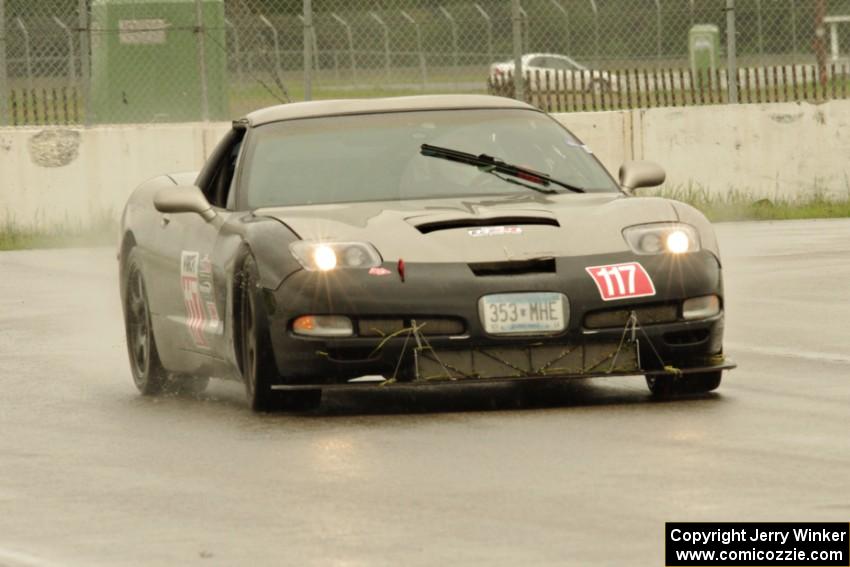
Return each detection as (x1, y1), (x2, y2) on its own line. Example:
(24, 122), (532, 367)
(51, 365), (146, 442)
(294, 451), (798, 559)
(181, 251), (209, 348)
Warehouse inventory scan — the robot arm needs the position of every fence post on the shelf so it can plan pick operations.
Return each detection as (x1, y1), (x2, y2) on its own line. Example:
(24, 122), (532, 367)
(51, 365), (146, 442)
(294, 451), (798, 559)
(297, 14), (319, 73)
(194, 0), (210, 120)
(726, 0), (738, 103)
(401, 11), (426, 90)
(518, 6), (529, 54)
(304, 0), (314, 101)
(78, 0), (90, 125)
(512, 0), (524, 102)
(0, 0), (6, 126)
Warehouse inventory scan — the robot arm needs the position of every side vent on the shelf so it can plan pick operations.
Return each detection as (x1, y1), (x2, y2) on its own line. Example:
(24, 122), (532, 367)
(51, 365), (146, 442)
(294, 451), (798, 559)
(469, 258), (556, 276)
(416, 217), (559, 234)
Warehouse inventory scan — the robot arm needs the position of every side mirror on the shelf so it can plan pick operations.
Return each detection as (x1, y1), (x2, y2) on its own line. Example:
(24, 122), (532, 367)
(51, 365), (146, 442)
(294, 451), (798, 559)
(154, 185), (217, 222)
(619, 161), (666, 194)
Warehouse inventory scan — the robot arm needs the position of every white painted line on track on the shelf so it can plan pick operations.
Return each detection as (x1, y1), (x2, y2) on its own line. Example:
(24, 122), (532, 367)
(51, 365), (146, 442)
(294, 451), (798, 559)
(0, 547), (67, 567)
(728, 343), (850, 365)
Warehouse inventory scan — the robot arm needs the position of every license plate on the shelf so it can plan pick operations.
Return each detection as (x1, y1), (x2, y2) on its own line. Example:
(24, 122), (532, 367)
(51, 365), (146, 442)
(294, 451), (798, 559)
(478, 292), (568, 335)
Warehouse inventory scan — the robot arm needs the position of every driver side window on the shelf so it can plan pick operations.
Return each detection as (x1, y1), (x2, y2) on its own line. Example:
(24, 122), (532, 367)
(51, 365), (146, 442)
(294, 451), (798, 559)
(198, 128), (246, 209)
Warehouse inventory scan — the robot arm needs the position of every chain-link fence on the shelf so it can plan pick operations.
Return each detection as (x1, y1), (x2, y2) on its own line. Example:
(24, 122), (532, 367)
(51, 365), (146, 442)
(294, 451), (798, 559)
(2, 0), (850, 125)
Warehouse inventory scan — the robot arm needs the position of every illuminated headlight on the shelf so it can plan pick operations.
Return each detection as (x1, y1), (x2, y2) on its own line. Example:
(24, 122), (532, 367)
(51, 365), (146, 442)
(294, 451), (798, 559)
(623, 223), (700, 255)
(290, 241), (382, 272)
(682, 295), (721, 320)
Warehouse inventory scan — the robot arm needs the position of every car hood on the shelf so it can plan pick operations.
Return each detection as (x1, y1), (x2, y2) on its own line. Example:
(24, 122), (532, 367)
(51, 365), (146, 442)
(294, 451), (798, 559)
(255, 193), (678, 263)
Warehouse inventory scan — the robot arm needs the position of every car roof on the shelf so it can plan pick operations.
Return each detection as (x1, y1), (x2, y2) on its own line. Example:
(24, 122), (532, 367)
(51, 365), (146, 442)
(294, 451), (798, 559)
(243, 94), (537, 127)
(524, 53), (583, 63)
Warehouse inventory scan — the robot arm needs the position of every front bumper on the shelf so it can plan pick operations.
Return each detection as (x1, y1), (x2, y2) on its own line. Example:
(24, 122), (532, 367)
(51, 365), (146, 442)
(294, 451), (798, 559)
(264, 250), (730, 387)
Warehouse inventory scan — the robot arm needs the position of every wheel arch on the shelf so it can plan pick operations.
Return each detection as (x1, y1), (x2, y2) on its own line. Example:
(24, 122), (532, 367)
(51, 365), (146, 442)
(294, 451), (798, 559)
(228, 216), (302, 375)
(230, 243), (255, 375)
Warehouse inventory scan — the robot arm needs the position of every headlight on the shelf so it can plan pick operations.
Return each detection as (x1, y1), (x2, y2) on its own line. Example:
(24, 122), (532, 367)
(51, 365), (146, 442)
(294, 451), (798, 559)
(289, 241), (382, 272)
(682, 295), (721, 320)
(622, 223), (700, 255)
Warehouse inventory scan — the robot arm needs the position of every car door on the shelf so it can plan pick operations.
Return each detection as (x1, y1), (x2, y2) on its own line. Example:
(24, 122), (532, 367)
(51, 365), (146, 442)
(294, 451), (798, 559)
(151, 127), (245, 370)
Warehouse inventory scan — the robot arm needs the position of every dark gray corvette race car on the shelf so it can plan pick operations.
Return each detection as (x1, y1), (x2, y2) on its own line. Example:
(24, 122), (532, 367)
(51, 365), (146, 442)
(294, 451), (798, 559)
(119, 94), (734, 411)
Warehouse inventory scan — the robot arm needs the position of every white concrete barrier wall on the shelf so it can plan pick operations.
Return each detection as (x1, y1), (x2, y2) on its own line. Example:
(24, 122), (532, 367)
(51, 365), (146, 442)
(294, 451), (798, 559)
(0, 123), (230, 228)
(1, 100), (849, 227)
(554, 100), (850, 199)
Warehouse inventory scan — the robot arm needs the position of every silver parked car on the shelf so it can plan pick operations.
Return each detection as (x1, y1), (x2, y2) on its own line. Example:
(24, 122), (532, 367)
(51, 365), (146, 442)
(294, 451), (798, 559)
(489, 53), (618, 92)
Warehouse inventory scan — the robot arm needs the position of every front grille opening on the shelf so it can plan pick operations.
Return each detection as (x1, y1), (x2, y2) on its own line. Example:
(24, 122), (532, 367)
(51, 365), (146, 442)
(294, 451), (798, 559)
(469, 258), (556, 276)
(584, 303), (679, 329)
(357, 317), (466, 337)
(663, 329), (710, 345)
(416, 217), (559, 234)
(357, 318), (405, 338)
(324, 347), (384, 363)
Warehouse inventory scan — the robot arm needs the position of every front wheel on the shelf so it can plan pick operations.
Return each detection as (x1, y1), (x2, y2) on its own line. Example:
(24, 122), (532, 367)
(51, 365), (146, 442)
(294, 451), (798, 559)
(646, 371), (722, 398)
(239, 256), (322, 412)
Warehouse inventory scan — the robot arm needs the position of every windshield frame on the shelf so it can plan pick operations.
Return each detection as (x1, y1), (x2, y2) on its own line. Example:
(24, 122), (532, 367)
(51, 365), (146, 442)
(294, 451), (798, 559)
(234, 107), (621, 211)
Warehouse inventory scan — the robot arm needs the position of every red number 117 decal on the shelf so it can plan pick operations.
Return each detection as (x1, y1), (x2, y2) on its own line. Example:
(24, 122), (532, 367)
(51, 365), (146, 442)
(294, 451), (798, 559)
(585, 262), (656, 301)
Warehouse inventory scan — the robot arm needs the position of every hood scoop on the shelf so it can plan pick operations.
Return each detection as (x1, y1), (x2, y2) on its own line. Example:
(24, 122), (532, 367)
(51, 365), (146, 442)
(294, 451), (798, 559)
(412, 215), (560, 235)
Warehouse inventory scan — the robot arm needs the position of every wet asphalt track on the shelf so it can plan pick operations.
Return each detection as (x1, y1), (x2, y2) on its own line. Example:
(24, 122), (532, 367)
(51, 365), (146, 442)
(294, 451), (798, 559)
(1, 219), (849, 567)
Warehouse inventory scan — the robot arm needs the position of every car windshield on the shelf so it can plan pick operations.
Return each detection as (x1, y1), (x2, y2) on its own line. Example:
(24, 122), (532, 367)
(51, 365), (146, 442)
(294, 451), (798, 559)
(242, 108), (619, 208)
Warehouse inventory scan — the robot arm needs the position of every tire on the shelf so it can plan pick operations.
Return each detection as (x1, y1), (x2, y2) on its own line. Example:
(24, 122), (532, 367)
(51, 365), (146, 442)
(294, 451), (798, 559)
(681, 371), (722, 394)
(124, 249), (211, 397)
(124, 249), (169, 396)
(239, 255), (322, 412)
(645, 374), (674, 398)
(645, 371), (722, 398)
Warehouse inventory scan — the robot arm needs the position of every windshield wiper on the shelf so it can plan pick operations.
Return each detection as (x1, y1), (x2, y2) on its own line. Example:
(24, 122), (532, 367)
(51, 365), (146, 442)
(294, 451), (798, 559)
(420, 143), (585, 194)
